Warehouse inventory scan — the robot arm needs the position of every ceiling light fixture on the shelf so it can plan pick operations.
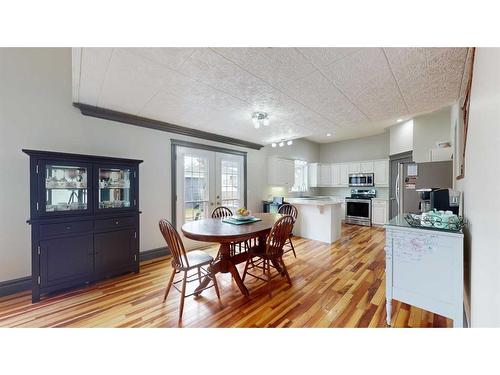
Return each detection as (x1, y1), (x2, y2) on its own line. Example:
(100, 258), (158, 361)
(279, 141), (284, 147)
(271, 142), (277, 148)
(326, 133), (332, 137)
(287, 140), (293, 146)
(252, 111), (270, 129)
(397, 118), (403, 123)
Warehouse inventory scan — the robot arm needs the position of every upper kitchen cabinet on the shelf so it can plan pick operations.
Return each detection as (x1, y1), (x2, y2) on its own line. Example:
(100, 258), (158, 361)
(373, 159), (389, 187)
(309, 163), (334, 187)
(360, 161), (374, 173)
(339, 164), (349, 186)
(347, 162), (361, 174)
(319, 164), (333, 186)
(268, 157), (295, 188)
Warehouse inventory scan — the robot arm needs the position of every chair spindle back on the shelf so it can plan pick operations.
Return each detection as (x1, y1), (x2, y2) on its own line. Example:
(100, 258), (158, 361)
(266, 215), (295, 257)
(159, 219), (189, 269)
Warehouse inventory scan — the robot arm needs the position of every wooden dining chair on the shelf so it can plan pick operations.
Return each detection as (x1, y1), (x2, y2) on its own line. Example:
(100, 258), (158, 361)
(242, 215), (294, 298)
(211, 206), (247, 256)
(159, 219), (221, 320)
(278, 204), (298, 258)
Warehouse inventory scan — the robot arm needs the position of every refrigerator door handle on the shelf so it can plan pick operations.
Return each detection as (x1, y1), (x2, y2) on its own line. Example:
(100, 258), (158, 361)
(395, 170), (399, 209)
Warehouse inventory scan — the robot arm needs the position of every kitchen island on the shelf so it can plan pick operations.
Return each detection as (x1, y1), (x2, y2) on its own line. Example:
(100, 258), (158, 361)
(286, 197), (343, 243)
(385, 215), (464, 328)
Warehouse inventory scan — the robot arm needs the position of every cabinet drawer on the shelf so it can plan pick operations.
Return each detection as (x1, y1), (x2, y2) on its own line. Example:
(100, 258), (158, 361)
(95, 216), (136, 230)
(39, 220), (93, 239)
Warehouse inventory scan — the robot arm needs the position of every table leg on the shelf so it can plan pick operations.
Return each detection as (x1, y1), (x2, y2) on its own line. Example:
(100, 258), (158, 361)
(193, 243), (249, 297)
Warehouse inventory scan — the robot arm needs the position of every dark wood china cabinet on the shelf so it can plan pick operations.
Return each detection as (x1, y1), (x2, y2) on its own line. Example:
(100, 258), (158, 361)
(23, 149), (142, 302)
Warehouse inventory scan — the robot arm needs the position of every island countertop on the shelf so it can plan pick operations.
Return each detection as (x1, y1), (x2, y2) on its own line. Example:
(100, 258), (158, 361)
(287, 197), (343, 206)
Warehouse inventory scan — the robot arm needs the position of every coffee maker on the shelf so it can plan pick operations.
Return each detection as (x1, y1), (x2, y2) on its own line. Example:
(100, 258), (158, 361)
(430, 188), (461, 215)
(416, 188), (438, 213)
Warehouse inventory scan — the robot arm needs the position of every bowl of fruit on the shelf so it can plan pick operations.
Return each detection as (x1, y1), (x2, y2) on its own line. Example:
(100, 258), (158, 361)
(234, 207), (252, 220)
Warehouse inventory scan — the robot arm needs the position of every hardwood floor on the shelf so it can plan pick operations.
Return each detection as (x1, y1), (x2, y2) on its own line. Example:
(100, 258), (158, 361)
(0, 224), (451, 328)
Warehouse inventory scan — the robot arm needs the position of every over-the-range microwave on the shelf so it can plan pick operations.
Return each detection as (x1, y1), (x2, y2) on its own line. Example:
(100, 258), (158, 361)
(348, 173), (374, 187)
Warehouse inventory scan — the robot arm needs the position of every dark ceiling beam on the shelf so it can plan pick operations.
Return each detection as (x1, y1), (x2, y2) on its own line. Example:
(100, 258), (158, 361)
(73, 103), (264, 150)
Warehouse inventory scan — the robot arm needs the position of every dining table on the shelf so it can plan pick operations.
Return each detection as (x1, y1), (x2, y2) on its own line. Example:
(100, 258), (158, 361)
(181, 212), (282, 296)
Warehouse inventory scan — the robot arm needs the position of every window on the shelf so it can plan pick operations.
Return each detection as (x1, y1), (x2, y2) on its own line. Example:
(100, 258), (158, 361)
(291, 160), (308, 192)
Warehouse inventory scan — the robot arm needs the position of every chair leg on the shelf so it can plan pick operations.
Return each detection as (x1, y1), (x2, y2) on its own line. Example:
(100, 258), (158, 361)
(163, 269), (176, 302)
(267, 259), (272, 299)
(197, 267), (202, 287)
(289, 236), (297, 258)
(280, 257), (292, 286)
(179, 271), (187, 321)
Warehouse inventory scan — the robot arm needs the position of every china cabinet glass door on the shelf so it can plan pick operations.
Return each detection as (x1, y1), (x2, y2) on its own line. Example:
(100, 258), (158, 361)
(42, 162), (91, 214)
(96, 165), (135, 211)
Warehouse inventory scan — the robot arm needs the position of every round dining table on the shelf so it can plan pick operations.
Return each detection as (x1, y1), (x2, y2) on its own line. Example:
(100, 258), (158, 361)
(181, 212), (282, 296)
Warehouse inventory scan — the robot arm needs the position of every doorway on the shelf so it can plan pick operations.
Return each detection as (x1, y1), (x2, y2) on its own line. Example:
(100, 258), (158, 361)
(171, 140), (247, 232)
(389, 151), (412, 219)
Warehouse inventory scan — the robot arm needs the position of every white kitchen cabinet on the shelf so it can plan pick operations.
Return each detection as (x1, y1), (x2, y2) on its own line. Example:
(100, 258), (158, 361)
(385, 224), (464, 328)
(308, 163), (319, 187)
(348, 162), (361, 174)
(360, 161), (374, 173)
(268, 157), (295, 187)
(371, 199), (388, 225)
(373, 159), (389, 187)
(319, 164), (333, 186)
(309, 163), (334, 187)
(339, 163), (349, 186)
(331, 164), (340, 186)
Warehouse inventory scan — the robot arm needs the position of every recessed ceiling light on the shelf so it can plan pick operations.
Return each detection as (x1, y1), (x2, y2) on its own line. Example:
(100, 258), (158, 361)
(397, 118), (403, 123)
(271, 142), (277, 148)
(279, 141), (284, 147)
(326, 133), (332, 137)
(287, 140), (293, 146)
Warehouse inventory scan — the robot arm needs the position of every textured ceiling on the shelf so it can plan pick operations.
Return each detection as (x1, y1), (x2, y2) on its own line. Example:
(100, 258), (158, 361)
(72, 47), (470, 144)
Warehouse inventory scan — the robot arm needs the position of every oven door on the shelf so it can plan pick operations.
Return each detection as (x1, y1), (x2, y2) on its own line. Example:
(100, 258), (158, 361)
(345, 199), (371, 224)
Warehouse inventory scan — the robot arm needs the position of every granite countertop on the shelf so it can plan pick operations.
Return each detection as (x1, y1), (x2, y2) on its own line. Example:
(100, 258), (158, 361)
(287, 197), (343, 206)
(386, 214), (463, 235)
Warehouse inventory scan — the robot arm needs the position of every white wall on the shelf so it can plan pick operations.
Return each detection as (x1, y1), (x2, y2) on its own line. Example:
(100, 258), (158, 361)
(319, 132), (389, 163)
(413, 107), (452, 162)
(0, 48), (267, 282)
(389, 119), (413, 155)
(454, 48), (500, 327)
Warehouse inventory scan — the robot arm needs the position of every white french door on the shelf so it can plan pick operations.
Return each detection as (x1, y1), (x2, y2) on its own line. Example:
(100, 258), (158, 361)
(175, 146), (244, 232)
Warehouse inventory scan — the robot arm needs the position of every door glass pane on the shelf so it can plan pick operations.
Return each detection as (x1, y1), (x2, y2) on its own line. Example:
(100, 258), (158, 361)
(98, 168), (131, 209)
(45, 165), (88, 212)
(220, 159), (241, 212)
(183, 155), (209, 223)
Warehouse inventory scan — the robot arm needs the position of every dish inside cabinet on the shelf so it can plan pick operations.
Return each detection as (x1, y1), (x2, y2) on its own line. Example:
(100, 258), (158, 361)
(98, 168), (132, 209)
(45, 165), (88, 212)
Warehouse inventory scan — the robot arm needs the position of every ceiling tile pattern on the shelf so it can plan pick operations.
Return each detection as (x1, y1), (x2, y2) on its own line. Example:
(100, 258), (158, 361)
(384, 48), (468, 113)
(74, 47), (470, 144)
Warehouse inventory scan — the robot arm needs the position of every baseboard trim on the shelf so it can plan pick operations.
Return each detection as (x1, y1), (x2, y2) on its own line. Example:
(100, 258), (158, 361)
(139, 246), (170, 262)
(0, 276), (31, 297)
(0, 247), (170, 298)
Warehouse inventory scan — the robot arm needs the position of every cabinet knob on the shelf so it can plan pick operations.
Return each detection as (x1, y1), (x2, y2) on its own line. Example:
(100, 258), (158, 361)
(115, 221), (119, 225)
(65, 226), (71, 230)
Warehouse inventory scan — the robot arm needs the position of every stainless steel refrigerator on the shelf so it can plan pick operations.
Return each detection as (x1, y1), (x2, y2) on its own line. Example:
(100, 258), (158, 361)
(395, 160), (453, 217)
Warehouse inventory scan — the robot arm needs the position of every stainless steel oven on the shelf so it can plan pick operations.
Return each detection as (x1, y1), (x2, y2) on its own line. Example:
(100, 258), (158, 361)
(345, 188), (376, 226)
(345, 199), (372, 226)
(348, 173), (374, 187)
